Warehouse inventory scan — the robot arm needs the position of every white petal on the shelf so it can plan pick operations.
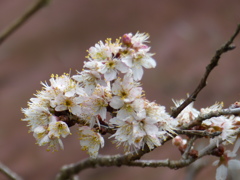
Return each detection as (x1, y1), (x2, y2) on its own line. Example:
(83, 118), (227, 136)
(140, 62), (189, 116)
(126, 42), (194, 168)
(132, 66), (143, 81)
(55, 105), (67, 111)
(110, 96), (124, 109)
(117, 108), (132, 119)
(228, 160), (240, 180)
(116, 61), (129, 73)
(141, 57), (156, 69)
(111, 79), (122, 95)
(122, 56), (133, 67)
(104, 70), (117, 81)
(216, 164), (228, 180)
(98, 107), (107, 120)
(232, 138), (240, 155)
(129, 87), (142, 100)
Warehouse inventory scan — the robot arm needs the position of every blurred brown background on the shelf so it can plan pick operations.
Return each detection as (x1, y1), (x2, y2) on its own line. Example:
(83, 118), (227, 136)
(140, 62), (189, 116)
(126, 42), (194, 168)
(0, 0), (240, 179)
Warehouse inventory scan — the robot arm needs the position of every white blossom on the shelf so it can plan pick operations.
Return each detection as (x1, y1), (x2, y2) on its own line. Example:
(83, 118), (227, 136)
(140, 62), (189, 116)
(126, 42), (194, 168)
(79, 126), (104, 158)
(213, 139), (240, 180)
(122, 50), (156, 81)
(110, 74), (142, 109)
(203, 116), (237, 144)
(72, 70), (106, 95)
(173, 99), (199, 127)
(48, 116), (71, 139)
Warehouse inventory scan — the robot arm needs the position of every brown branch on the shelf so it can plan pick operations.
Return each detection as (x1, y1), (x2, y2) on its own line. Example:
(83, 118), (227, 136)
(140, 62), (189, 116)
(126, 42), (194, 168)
(116, 129), (240, 169)
(0, 0), (51, 45)
(55, 144), (152, 180)
(171, 24), (240, 118)
(183, 107), (240, 129)
(55, 130), (238, 179)
(175, 129), (221, 138)
(54, 133), (215, 179)
(0, 162), (23, 180)
(181, 136), (197, 160)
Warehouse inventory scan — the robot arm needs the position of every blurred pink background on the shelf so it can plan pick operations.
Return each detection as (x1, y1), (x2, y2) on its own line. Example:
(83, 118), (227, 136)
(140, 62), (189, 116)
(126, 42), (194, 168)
(0, 0), (240, 179)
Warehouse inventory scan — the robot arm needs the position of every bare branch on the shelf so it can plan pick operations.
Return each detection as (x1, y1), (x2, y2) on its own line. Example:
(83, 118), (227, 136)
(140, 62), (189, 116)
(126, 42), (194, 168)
(175, 129), (221, 138)
(122, 129), (240, 169)
(181, 136), (197, 160)
(55, 145), (152, 180)
(0, 0), (51, 45)
(0, 162), (23, 180)
(171, 24), (240, 118)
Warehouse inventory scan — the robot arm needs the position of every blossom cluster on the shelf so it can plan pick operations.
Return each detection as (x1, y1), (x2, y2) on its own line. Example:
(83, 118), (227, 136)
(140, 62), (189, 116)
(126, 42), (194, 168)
(22, 31), (240, 178)
(173, 100), (240, 144)
(22, 32), (177, 157)
(172, 100), (240, 180)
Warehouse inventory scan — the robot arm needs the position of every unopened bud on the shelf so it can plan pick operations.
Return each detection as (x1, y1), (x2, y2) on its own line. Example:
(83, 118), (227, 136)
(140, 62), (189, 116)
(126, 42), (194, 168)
(122, 34), (132, 46)
(211, 145), (224, 157)
(172, 136), (183, 146)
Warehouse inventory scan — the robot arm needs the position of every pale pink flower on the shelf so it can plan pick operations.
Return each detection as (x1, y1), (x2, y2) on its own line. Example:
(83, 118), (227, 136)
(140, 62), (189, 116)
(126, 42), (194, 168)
(79, 126), (104, 158)
(110, 74), (142, 109)
(87, 38), (121, 62)
(85, 85), (111, 121)
(110, 111), (166, 151)
(22, 106), (52, 131)
(33, 125), (64, 152)
(173, 99), (199, 126)
(48, 116), (71, 139)
(116, 98), (146, 120)
(203, 116), (237, 144)
(122, 50), (156, 81)
(98, 58), (129, 81)
(200, 102), (223, 114)
(72, 70), (106, 95)
(213, 139), (240, 180)
(122, 32), (150, 49)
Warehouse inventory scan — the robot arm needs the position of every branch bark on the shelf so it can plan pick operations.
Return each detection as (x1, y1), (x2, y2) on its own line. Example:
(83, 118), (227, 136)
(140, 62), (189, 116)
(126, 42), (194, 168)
(171, 24), (240, 118)
(0, 162), (23, 180)
(56, 129), (240, 179)
(0, 0), (51, 45)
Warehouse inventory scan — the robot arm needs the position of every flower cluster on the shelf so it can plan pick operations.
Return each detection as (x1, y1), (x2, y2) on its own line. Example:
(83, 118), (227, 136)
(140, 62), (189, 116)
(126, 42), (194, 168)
(22, 32), (176, 157)
(173, 100), (240, 144)
(22, 32), (240, 172)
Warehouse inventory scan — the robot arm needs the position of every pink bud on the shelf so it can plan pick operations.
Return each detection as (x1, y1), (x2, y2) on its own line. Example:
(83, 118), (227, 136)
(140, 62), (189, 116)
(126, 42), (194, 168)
(122, 34), (132, 46)
(172, 136), (183, 146)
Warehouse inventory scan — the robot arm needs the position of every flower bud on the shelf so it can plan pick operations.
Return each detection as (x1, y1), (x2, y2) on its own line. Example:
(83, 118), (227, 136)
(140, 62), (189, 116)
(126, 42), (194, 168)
(122, 33), (132, 46)
(172, 136), (183, 146)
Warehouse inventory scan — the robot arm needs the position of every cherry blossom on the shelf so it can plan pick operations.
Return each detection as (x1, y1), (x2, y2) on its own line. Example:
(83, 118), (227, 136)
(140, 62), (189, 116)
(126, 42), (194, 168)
(78, 126), (104, 158)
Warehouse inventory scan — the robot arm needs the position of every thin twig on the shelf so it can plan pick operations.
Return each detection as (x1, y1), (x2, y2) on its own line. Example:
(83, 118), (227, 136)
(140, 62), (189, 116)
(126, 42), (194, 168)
(0, 0), (51, 45)
(0, 162), (23, 180)
(171, 24), (240, 118)
(181, 136), (197, 160)
(175, 130), (221, 138)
